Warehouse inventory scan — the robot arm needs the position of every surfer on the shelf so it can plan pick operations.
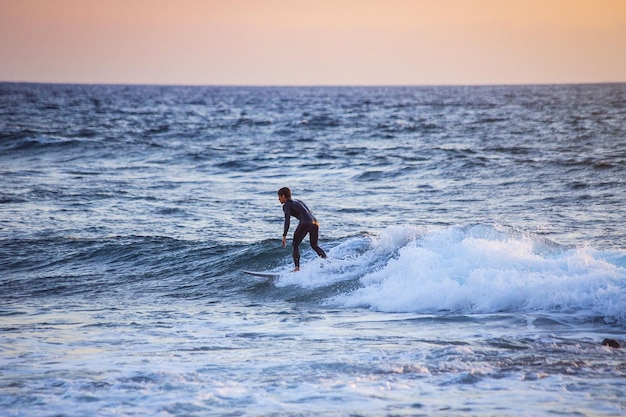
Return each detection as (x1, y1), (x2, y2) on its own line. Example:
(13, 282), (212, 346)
(278, 187), (327, 272)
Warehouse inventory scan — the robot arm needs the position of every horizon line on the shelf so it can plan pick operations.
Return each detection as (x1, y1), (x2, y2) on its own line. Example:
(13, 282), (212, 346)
(2, 80), (625, 89)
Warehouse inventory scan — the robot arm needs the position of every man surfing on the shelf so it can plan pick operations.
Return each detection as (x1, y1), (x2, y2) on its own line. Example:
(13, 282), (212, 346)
(277, 187), (327, 272)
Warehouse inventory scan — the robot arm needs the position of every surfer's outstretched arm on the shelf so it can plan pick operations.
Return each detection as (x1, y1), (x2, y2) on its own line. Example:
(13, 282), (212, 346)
(280, 196), (291, 247)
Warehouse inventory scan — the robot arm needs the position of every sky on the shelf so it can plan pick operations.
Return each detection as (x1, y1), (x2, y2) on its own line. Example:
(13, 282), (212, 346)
(1, 0), (625, 86)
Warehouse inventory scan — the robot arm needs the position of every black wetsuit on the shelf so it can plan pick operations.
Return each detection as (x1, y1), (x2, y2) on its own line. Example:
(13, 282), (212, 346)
(282, 199), (327, 267)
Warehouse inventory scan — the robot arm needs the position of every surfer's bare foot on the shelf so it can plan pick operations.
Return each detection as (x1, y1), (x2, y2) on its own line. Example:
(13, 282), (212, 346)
(291, 267), (300, 272)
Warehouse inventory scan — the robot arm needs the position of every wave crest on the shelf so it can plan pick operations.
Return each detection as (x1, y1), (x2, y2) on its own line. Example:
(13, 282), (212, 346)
(326, 225), (626, 322)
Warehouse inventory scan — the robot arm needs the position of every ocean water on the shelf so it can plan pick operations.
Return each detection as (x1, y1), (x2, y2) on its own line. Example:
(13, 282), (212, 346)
(1, 82), (625, 416)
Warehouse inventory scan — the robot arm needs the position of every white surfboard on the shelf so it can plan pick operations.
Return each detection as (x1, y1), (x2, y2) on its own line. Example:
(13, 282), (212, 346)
(241, 270), (280, 280)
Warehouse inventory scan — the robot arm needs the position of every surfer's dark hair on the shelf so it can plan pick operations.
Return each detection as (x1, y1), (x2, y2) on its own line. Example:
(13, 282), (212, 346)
(277, 187), (291, 198)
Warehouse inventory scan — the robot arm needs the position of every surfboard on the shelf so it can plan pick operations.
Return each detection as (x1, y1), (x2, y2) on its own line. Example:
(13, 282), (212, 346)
(241, 270), (281, 280)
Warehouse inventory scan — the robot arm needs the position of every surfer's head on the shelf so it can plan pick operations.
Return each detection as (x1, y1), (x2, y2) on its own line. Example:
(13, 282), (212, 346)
(277, 187), (291, 204)
(277, 187), (291, 199)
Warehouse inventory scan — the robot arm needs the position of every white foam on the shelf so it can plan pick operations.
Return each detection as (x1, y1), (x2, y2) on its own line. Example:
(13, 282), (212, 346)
(328, 225), (626, 322)
(275, 226), (427, 288)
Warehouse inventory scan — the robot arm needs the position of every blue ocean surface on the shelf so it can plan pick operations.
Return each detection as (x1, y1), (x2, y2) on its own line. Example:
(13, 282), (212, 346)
(1, 83), (625, 416)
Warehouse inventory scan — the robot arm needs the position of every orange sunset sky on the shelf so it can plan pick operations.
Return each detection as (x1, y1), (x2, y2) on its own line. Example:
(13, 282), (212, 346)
(1, 0), (625, 86)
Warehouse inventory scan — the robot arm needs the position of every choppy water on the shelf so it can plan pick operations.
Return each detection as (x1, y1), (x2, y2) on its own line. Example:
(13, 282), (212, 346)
(1, 83), (625, 416)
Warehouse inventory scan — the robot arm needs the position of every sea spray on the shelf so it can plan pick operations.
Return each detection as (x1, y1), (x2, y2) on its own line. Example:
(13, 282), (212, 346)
(330, 225), (626, 322)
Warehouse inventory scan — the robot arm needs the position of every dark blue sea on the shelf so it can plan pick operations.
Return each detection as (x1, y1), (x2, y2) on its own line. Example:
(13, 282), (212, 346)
(1, 83), (625, 416)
